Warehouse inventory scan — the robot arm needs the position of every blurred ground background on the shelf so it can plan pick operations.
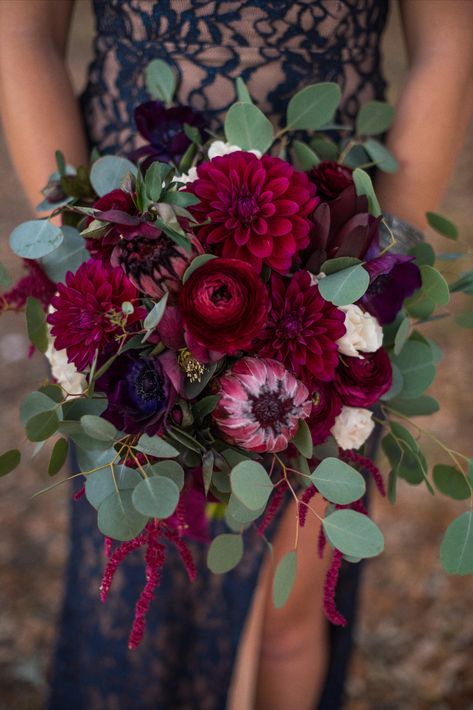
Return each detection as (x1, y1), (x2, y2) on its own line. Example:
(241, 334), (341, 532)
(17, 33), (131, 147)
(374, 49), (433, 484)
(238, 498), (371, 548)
(0, 2), (472, 709)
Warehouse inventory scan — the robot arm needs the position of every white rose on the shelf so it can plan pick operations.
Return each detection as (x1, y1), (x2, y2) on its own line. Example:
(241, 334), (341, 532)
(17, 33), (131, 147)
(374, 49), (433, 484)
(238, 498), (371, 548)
(207, 140), (262, 160)
(45, 340), (84, 395)
(331, 406), (375, 450)
(336, 304), (383, 358)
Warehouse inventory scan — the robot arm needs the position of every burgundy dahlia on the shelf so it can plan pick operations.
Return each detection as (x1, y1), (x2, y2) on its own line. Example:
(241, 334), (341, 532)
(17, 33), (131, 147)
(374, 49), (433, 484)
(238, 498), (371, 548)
(130, 100), (206, 168)
(255, 270), (346, 386)
(360, 253), (422, 325)
(179, 257), (269, 354)
(213, 357), (312, 453)
(307, 381), (343, 446)
(111, 232), (204, 301)
(310, 161), (354, 201)
(95, 350), (182, 436)
(303, 185), (380, 274)
(334, 347), (392, 408)
(47, 260), (145, 371)
(187, 151), (319, 273)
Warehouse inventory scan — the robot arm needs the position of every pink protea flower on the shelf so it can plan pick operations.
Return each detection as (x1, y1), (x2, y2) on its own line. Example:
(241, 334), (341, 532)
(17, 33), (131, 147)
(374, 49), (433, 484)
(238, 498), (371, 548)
(254, 270), (346, 386)
(212, 357), (312, 453)
(187, 151), (319, 273)
(47, 259), (145, 370)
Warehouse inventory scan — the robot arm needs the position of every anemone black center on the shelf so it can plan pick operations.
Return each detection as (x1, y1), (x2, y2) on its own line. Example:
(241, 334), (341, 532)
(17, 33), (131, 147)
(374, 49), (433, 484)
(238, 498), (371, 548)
(135, 364), (164, 403)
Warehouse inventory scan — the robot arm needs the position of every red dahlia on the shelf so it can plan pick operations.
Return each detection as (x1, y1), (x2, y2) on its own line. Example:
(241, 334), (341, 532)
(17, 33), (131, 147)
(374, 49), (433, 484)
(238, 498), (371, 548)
(47, 260), (145, 371)
(255, 270), (346, 386)
(187, 151), (318, 273)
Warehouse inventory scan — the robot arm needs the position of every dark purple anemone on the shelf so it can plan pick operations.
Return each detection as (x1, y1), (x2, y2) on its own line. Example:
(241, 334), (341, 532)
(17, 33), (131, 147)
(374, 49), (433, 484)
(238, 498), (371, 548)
(360, 253), (422, 324)
(130, 101), (206, 167)
(95, 350), (183, 436)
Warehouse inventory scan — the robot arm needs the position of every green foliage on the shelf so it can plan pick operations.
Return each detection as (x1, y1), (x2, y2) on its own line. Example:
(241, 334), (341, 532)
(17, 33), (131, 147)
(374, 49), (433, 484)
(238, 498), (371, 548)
(145, 59), (177, 104)
(182, 254), (218, 283)
(390, 340), (435, 399)
(393, 318), (411, 356)
(382, 422), (431, 490)
(146, 460), (185, 490)
(98, 489), (148, 541)
(62, 397), (107, 419)
(85, 465), (140, 509)
(20, 391), (60, 425)
(41, 226), (89, 283)
(168, 427), (204, 454)
(192, 395), (220, 423)
(286, 83), (341, 131)
(80, 414), (117, 442)
(310, 135), (338, 161)
(230, 461), (273, 511)
(0, 262), (12, 289)
(310, 457), (366, 505)
(48, 438), (69, 477)
(89, 156), (137, 197)
(39, 384), (65, 402)
(202, 450), (214, 495)
(142, 292), (169, 340)
(387, 395), (439, 417)
(318, 263), (370, 306)
(235, 77), (253, 103)
(224, 102), (274, 153)
(132, 476), (180, 518)
(363, 138), (399, 172)
(356, 100), (395, 135)
(440, 512), (473, 575)
(273, 550), (297, 608)
(342, 144), (370, 169)
(426, 212), (458, 240)
(25, 410), (60, 442)
(26, 297), (49, 354)
(321, 257), (362, 274)
(144, 162), (171, 202)
(0, 449), (21, 477)
(433, 465), (470, 500)
(322, 509), (384, 558)
(184, 361), (219, 399)
(352, 168), (381, 216)
(135, 433), (179, 459)
(226, 494), (265, 525)
(381, 362), (404, 401)
(449, 270), (473, 295)
(291, 419), (313, 459)
(207, 533), (244, 574)
(455, 311), (473, 328)
(10, 219), (64, 259)
(292, 141), (320, 170)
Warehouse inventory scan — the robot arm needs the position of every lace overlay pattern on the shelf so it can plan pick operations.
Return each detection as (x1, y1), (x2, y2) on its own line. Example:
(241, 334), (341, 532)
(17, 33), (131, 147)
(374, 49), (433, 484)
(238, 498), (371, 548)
(50, 2), (390, 707)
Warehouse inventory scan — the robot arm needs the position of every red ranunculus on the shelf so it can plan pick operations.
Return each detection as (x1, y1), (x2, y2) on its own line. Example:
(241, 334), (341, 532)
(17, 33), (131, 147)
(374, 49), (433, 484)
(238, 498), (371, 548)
(310, 161), (354, 201)
(307, 381), (343, 445)
(179, 258), (269, 354)
(334, 347), (392, 408)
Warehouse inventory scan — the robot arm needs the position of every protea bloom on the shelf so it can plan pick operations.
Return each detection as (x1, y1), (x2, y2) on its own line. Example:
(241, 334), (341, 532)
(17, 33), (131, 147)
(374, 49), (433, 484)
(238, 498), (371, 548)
(187, 151), (319, 273)
(254, 270), (346, 386)
(47, 260), (145, 371)
(212, 357), (312, 453)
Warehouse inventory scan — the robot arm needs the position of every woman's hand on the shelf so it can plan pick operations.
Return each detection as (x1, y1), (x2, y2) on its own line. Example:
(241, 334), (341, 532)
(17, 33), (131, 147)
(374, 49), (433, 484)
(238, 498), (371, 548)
(375, 0), (473, 229)
(0, 0), (88, 212)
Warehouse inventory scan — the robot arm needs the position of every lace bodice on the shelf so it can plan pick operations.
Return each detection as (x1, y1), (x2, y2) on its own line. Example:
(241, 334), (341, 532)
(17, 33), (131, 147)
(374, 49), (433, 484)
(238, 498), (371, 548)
(82, 0), (390, 153)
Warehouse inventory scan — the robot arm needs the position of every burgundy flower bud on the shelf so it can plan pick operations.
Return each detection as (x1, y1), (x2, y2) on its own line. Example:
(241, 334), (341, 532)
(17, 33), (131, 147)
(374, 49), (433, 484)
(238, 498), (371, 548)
(334, 347), (392, 408)
(311, 161), (354, 201)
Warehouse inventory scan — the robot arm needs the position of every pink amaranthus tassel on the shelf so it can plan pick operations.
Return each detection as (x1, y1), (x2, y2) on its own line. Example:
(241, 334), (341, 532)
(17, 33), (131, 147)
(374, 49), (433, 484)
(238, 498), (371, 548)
(298, 485), (317, 527)
(340, 449), (386, 497)
(323, 549), (347, 627)
(257, 481), (287, 535)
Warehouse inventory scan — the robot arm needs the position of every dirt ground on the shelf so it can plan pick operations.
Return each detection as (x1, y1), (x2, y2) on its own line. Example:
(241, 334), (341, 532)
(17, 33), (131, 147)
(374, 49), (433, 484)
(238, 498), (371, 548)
(0, 2), (472, 709)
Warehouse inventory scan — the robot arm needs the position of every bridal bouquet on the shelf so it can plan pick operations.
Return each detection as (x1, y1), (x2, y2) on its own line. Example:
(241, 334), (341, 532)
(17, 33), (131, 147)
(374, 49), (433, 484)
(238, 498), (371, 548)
(1, 61), (472, 648)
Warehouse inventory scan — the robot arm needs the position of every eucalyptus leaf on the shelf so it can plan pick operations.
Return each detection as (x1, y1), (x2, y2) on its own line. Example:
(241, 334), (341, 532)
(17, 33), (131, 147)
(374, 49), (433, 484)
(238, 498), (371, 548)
(0, 449), (21, 477)
(26, 297), (48, 353)
(419, 265), (450, 307)
(449, 270), (473, 295)
(135, 434), (179, 459)
(48, 438), (69, 476)
(356, 100), (394, 135)
(143, 292), (169, 338)
(145, 59), (177, 104)
(230, 461), (273, 511)
(80, 415), (117, 442)
(25, 410), (60, 442)
(224, 102), (273, 153)
(292, 419), (313, 459)
(311, 457), (366, 505)
(322, 509), (384, 558)
(10, 219), (63, 259)
(62, 397), (107, 420)
(41, 226), (89, 283)
(293, 141), (320, 170)
(286, 83), (341, 131)
(318, 263), (370, 306)
(410, 242), (435, 268)
(38, 384), (64, 403)
(146, 460), (185, 490)
(132, 476), (180, 518)
(98, 490), (148, 541)
(20, 391), (60, 425)
(433, 465), (470, 500)
(310, 135), (339, 161)
(85, 465), (141, 509)
(342, 143), (370, 170)
(321, 257), (361, 275)
(393, 318), (411, 356)
(192, 395), (220, 422)
(391, 340), (435, 399)
(235, 77), (253, 103)
(227, 494), (265, 525)
(207, 533), (244, 574)
(202, 450), (214, 495)
(426, 212), (458, 240)
(352, 168), (381, 216)
(89, 156), (137, 197)
(363, 138), (399, 172)
(387, 395), (440, 416)
(273, 550), (297, 608)
(380, 362), (404, 401)
(440, 512), (473, 575)
(182, 254), (218, 283)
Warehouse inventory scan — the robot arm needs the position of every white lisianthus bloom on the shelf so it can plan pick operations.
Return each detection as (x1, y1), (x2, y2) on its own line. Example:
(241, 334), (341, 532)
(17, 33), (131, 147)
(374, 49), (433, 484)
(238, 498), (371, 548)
(331, 406), (375, 450)
(173, 166), (199, 187)
(45, 340), (84, 395)
(336, 304), (383, 358)
(207, 140), (262, 160)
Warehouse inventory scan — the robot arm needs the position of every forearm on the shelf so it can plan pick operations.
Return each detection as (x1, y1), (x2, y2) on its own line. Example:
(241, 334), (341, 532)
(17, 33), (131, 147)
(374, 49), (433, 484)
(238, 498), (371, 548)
(375, 0), (473, 230)
(0, 1), (88, 212)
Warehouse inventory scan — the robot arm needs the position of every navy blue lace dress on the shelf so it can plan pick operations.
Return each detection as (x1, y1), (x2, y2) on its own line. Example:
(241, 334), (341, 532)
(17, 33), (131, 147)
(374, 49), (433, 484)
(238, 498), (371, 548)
(49, 2), (390, 708)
